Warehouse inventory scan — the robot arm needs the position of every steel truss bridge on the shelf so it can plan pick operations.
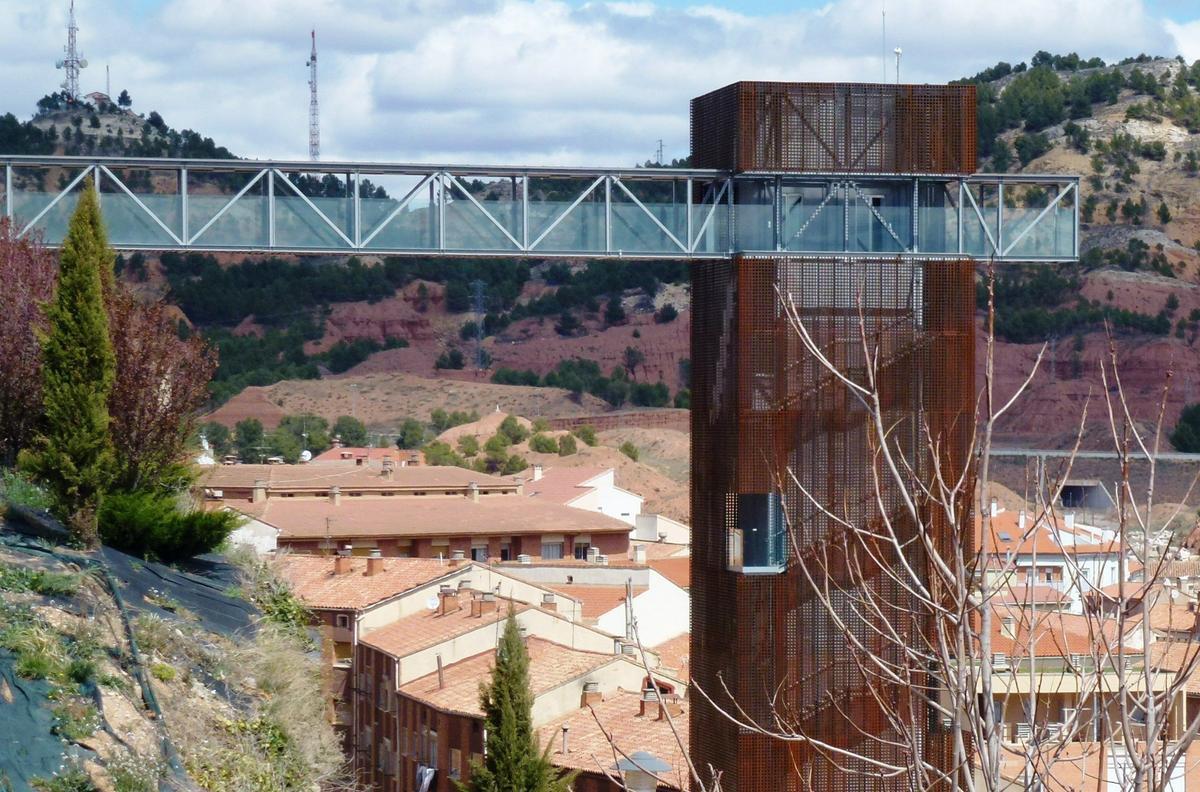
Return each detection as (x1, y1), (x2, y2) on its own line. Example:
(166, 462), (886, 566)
(1, 156), (1077, 261)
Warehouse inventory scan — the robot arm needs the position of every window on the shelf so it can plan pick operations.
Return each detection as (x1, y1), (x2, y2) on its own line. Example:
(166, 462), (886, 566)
(429, 730), (438, 769)
(541, 542), (564, 560)
(471, 545), (489, 562)
(573, 542), (591, 561)
(449, 748), (462, 779)
(499, 543), (511, 561)
(335, 613), (350, 629)
(729, 493), (786, 573)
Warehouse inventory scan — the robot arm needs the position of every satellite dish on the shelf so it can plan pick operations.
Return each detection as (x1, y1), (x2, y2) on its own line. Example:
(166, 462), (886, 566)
(55, 60), (64, 69)
(79, 59), (88, 68)
(299, 449), (313, 463)
(426, 597), (439, 611)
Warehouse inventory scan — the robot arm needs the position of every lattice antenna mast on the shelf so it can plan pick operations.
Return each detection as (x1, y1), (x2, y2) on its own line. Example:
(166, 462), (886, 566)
(56, 0), (87, 102)
(307, 29), (319, 161)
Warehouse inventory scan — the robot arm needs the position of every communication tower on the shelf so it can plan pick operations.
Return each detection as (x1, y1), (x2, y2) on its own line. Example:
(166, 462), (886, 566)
(55, 1), (88, 102)
(307, 30), (319, 161)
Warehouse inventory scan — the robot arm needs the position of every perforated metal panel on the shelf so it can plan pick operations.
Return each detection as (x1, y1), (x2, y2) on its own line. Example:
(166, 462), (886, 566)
(689, 255), (974, 790)
(690, 82), (977, 175)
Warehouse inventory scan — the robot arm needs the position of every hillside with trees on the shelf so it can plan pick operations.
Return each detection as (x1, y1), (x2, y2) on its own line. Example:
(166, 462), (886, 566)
(8, 53), (1200, 449)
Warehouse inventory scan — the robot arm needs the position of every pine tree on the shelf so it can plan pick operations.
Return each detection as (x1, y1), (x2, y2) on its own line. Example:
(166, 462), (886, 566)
(458, 607), (575, 792)
(19, 179), (116, 546)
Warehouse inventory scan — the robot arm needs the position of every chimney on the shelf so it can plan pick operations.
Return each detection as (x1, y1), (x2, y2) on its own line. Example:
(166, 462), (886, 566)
(436, 653), (445, 689)
(581, 680), (602, 707)
(366, 548), (384, 576)
(541, 592), (557, 612)
(658, 693), (683, 720)
(439, 584), (460, 615)
(633, 544), (647, 565)
(475, 590), (498, 616)
(458, 578), (473, 592)
(587, 547), (600, 564)
(532, 464), (544, 482)
(252, 479), (267, 504)
(514, 477), (525, 496)
(450, 549), (465, 566)
(332, 435), (343, 449)
(597, 554), (609, 566)
(990, 497), (999, 518)
(560, 725), (569, 755)
(329, 486), (341, 506)
(334, 547), (353, 575)
(382, 459), (395, 481)
(517, 553), (532, 565)
(1018, 511), (1027, 531)
(1065, 512), (1076, 531)
(469, 482), (480, 503)
(639, 687), (659, 717)
(356, 455), (366, 467)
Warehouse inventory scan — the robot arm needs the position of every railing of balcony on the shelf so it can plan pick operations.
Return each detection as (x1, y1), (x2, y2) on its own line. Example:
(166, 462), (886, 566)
(0, 156), (1078, 261)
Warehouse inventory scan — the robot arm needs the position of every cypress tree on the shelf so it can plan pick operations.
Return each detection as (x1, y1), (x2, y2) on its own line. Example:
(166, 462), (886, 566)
(19, 178), (116, 546)
(458, 607), (574, 792)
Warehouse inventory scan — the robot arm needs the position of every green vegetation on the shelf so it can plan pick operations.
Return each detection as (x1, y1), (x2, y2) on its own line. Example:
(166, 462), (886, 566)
(1171, 403), (1200, 452)
(456, 608), (574, 792)
(573, 425), (598, 447)
(150, 662), (177, 682)
(18, 179), (116, 547)
(557, 434), (577, 456)
(98, 491), (242, 562)
(395, 418), (427, 450)
(499, 415), (530, 444)
(529, 434), (558, 454)
(619, 442), (640, 462)
(31, 767), (97, 792)
(332, 415), (368, 446)
(0, 564), (82, 598)
(493, 357), (674, 407)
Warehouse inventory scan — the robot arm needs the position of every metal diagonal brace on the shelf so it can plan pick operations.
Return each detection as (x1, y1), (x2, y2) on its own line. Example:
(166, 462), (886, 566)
(850, 183), (909, 252)
(187, 169), (267, 244)
(962, 183), (999, 255)
(272, 169), (355, 247)
(98, 165), (183, 245)
(529, 175), (605, 250)
(17, 165), (95, 238)
(612, 177), (687, 253)
(358, 173), (434, 248)
(787, 187), (837, 247)
(1000, 183), (1074, 257)
(690, 179), (728, 252)
(443, 172), (522, 250)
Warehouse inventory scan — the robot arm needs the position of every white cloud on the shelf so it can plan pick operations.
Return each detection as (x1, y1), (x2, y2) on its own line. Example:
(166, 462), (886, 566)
(0, 0), (1191, 165)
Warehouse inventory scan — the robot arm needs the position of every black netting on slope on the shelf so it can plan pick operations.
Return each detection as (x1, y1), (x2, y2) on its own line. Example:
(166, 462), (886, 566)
(0, 650), (90, 792)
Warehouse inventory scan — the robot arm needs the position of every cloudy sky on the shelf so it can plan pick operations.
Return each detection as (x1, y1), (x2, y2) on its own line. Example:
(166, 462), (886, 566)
(2, 0), (1199, 165)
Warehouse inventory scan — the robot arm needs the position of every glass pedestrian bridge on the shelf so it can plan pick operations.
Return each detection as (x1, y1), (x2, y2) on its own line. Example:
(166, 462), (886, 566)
(0, 156), (1078, 261)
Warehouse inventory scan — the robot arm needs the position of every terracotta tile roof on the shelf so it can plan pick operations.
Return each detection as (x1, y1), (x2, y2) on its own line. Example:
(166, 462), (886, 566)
(359, 601), (531, 658)
(648, 557), (690, 589)
(398, 638), (616, 718)
(547, 585), (646, 620)
(274, 554), (457, 611)
(540, 690), (690, 790)
(523, 467), (610, 505)
(649, 633), (689, 682)
(992, 584), (1069, 606)
(203, 462), (513, 493)
(977, 510), (1119, 556)
(241, 495), (633, 540)
(637, 542), (689, 562)
(987, 605), (1137, 659)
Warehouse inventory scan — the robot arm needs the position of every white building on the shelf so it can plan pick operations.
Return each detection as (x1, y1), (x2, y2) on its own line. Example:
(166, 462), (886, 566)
(523, 465), (644, 527)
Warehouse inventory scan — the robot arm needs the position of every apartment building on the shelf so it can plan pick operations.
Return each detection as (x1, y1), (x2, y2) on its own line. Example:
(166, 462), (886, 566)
(209, 462), (632, 561)
(353, 592), (683, 792)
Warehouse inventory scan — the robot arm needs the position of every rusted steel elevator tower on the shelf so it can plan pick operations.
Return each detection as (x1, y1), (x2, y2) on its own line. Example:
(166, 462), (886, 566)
(688, 82), (979, 790)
